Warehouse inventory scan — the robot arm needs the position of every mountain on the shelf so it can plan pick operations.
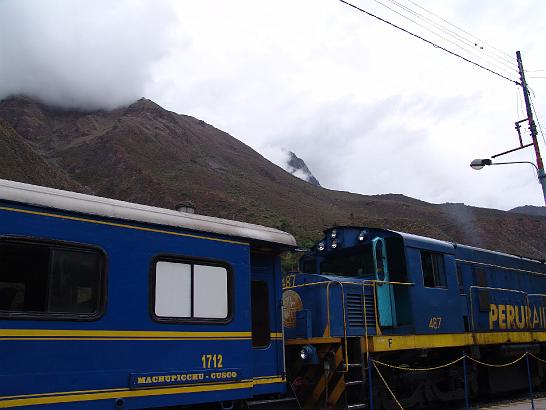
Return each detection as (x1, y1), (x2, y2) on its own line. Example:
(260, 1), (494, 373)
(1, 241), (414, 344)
(0, 95), (545, 260)
(0, 119), (83, 192)
(285, 151), (321, 187)
(510, 205), (546, 218)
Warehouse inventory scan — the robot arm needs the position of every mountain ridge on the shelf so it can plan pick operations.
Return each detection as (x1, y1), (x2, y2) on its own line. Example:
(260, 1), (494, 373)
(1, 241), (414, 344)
(285, 151), (321, 187)
(0, 95), (544, 259)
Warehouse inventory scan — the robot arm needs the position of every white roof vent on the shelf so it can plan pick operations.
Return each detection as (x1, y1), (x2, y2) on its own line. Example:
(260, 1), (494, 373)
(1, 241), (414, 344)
(175, 201), (196, 214)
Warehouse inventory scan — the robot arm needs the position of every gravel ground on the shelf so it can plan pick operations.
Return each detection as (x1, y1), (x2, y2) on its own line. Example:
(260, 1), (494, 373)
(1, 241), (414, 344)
(452, 391), (546, 409)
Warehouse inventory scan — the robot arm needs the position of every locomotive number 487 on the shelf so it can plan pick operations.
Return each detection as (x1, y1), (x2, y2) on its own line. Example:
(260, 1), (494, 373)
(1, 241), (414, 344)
(429, 317), (442, 329)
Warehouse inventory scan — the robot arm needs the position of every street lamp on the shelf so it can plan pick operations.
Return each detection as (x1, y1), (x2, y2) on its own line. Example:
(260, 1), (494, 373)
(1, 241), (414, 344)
(469, 51), (546, 205)
(470, 158), (538, 172)
(470, 159), (492, 170)
(470, 158), (545, 204)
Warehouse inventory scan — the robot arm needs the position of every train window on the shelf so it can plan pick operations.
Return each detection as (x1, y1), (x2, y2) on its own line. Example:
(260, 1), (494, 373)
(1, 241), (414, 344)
(194, 265), (228, 318)
(251, 281), (270, 348)
(421, 251), (447, 288)
(153, 259), (229, 321)
(0, 239), (104, 318)
(155, 262), (192, 317)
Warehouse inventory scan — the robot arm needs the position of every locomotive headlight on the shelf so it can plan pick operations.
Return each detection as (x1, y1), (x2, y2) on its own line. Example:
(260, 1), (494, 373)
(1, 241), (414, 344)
(331, 239), (338, 249)
(358, 229), (369, 242)
(330, 229), (337, 239)
(317, 241), (325, 251)
(299, 345), (318, 363)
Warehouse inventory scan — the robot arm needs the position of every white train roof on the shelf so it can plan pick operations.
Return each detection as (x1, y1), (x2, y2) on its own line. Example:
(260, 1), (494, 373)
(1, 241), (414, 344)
(0, 179), (297, 247)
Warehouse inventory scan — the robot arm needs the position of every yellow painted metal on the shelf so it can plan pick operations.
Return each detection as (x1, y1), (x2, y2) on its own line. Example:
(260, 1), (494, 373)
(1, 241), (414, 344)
(285, 337), (341, 345)
(365, 330), (546, 352)
(0, 381), (253, 408)
(284, 281), (350, 371)
(0, 375), (284, 408)
(328, 377), (346, 406)
(0, 329), (251, 340)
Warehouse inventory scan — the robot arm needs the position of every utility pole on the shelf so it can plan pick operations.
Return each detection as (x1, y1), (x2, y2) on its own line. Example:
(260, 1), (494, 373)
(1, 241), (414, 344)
(516, 50), (546, 205)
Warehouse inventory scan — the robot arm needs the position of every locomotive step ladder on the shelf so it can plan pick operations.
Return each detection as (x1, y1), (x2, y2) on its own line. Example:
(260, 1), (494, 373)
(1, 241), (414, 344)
(342, 338), (369, 409)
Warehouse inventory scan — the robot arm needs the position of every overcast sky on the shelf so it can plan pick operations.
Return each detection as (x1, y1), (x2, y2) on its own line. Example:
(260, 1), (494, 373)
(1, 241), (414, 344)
(1, 0), (546, 210)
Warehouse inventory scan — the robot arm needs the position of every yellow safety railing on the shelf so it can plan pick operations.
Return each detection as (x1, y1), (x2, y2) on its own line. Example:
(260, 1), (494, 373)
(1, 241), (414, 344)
(284, 279), (414, 371)
(284, 280), (350, 372)
(371, 351), (546, 410)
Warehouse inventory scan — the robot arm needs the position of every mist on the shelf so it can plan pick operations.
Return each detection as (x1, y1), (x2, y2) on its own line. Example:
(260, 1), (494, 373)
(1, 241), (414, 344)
(0, 0), (177, 110)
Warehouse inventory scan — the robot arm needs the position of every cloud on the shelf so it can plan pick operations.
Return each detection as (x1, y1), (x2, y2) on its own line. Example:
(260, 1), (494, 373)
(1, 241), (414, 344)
(0, 0), (178, 110)
(0, 0), (544, 209)
(256, 93), (478, 199)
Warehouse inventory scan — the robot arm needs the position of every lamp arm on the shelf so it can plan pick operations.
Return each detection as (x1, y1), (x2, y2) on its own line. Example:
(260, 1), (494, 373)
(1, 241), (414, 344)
(490, 161), (539, 173)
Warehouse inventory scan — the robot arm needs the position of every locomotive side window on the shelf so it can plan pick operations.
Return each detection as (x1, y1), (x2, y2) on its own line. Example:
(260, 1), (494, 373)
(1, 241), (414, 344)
(0, 239), (104, 318)
(421, 251), (447, 288)
(153, 259), (229, 321)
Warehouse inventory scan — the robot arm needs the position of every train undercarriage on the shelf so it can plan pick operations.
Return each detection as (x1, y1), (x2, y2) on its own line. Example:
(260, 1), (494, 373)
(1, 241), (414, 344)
(286, 338), (546, 409)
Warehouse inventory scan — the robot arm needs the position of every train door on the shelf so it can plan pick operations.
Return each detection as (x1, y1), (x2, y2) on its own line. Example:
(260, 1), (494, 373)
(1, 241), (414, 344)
(250, 252), (282, 390)
(373, 237), (397, 326)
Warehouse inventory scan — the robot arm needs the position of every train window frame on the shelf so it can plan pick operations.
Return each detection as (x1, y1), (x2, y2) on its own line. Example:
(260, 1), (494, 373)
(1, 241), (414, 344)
(0, 236), (107, 321)
(150, 255), (233, 324)
(420, 250), (448, 289)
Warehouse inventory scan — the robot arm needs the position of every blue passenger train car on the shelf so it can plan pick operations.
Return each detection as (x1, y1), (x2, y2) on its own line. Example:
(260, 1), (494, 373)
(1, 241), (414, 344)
(0, 179), (296, 409)
(283, 226), (546, 409)
(2, 178), (545, 410)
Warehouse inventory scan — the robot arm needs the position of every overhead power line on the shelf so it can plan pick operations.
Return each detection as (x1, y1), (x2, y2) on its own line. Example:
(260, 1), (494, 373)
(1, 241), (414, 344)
(383, 0), (520, 74)
(339, 0), (520, 85)
(404, 0), (516, 63)
(371, 0), (519, 79)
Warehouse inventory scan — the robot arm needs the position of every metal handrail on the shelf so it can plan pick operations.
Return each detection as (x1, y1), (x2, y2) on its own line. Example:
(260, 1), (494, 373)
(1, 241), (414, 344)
(283, 280), (350, 371)
(363, 280), (414, 337)
(284, 278), (414, 365)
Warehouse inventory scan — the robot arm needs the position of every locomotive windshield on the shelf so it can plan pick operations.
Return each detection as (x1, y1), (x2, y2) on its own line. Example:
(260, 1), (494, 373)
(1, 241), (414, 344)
(300, 244), (375, 277)
(300, 235), (407, 281)
(319, 245), (375, 277)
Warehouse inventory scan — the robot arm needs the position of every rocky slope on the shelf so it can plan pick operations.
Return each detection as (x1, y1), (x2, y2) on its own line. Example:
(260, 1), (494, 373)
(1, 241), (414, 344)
(285, 151), (321, 187)
(0, 95), (544, 259)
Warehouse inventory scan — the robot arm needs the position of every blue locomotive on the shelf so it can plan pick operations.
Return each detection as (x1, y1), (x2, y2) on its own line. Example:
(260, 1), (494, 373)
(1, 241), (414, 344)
(2, 179), (546, 409)
(283, 226), (546, 408)
(0, 179), (296, 409)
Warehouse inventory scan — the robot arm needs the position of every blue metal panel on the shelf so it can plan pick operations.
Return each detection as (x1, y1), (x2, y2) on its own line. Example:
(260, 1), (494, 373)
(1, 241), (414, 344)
(0, 202), (285, 408)
(404, 248), (465, 335)
(283, 273), (329, 339)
